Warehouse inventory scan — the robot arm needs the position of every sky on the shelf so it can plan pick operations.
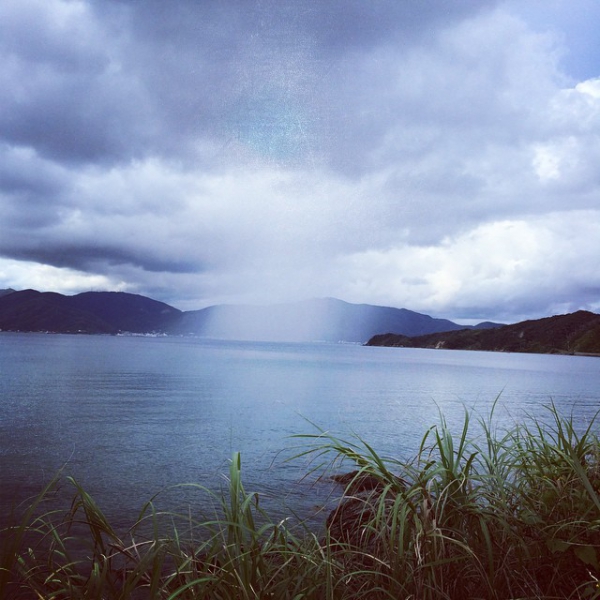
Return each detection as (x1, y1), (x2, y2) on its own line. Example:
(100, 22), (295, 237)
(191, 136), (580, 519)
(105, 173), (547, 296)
(1, 0), (600, 323)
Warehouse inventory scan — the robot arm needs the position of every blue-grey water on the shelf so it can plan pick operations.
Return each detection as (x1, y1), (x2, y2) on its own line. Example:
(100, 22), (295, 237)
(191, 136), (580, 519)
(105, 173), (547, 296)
(1, 333), (599, 529)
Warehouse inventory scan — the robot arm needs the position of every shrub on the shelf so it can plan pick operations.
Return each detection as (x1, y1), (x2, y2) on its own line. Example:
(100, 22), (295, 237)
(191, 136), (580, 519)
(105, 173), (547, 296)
(2, 403), (600, 599)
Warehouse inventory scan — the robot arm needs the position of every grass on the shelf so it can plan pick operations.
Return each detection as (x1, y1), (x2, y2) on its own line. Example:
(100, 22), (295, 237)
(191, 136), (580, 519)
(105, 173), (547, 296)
(2, 402), (600, 599)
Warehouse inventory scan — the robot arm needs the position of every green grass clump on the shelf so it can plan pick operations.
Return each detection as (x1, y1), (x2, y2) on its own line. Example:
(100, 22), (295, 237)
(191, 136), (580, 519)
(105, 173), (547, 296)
(3, 402), (600, 599)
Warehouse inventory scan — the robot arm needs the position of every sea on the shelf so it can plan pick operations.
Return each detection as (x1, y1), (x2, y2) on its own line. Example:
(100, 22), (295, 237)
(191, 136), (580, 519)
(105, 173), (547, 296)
(1, 332), (599, 530)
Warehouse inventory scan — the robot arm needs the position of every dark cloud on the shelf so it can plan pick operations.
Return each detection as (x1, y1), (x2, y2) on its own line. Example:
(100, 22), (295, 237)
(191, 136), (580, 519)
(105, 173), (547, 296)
(0, 145), (67, 197)
(1, 241), (202, 275)
(0, 0), (503, 171)
(104, 0), (500, 50)
(0, 0), (599, 321)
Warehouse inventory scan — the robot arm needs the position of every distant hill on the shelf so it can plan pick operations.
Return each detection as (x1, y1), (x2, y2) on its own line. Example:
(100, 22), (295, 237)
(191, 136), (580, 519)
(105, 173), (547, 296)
(67, 291), (182, 333)
(3, 288), (595, 353)
(0, 291), (495, 342)
(366, 310), (600, 355)
(165, 297), (497, 342)
(0, 290), (181, 334)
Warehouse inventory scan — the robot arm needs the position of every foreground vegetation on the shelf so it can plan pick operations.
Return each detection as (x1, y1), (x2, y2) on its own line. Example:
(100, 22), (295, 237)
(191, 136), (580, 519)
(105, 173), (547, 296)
(3, 403), (600, 599)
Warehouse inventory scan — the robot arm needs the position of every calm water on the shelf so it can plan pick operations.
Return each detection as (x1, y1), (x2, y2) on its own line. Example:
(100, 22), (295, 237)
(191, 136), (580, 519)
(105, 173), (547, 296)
(1, 333), (599, 528)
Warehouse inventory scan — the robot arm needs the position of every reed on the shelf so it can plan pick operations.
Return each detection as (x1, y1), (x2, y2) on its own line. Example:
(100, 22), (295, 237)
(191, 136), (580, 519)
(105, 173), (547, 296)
(2, 403), (600, 599)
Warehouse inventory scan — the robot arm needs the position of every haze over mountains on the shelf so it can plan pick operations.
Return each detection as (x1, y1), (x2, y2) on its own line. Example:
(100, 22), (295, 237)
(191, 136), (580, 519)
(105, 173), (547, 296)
(1, 289), (598, 354)
(0, 289), (498, 343)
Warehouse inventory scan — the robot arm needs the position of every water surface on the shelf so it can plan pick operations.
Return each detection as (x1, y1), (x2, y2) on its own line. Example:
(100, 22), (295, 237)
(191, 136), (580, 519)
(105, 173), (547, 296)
(1, 333), (598, 527)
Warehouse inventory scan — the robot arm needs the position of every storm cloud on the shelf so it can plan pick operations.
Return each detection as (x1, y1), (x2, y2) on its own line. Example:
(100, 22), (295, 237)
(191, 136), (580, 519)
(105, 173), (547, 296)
(1, 0), (599, 322)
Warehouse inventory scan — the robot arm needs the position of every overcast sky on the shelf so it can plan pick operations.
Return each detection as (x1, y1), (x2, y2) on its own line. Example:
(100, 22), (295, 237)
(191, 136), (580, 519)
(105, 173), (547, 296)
(1, 0), (599, 322)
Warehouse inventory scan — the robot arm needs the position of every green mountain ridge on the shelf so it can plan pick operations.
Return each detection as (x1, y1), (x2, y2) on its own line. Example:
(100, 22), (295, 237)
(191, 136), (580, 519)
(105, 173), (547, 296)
(3, 289), (597, 353)
(366, 310), (600, 355)
(0, 289), (181, 334)
(0, 289), (497, 343)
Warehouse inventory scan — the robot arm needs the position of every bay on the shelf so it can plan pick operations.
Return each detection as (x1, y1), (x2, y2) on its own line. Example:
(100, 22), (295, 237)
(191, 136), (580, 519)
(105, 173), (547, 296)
(1, 332), (599, 529)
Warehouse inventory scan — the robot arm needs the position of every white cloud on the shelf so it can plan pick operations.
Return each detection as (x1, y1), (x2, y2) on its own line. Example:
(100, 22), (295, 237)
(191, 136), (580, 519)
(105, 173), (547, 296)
(336, 211), (600, 321)
(532, 137), (577, 182)
(0, 2), (599, 321)
(0, 258), (127, 295)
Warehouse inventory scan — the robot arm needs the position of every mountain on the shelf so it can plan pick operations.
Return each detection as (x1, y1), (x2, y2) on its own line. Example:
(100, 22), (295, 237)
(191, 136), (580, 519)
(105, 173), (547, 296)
(67, 291), (182, 332)
(0, 289), (181, 334)
(0, 291), (492, 342)
(366, 310), (600, 355)
(3, 288), (596, 353)
(167, 297), (495, 342)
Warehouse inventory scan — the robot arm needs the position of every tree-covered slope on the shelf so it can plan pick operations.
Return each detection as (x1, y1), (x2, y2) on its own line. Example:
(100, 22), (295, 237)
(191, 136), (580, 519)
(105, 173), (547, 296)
(366, 310), (600, 355)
